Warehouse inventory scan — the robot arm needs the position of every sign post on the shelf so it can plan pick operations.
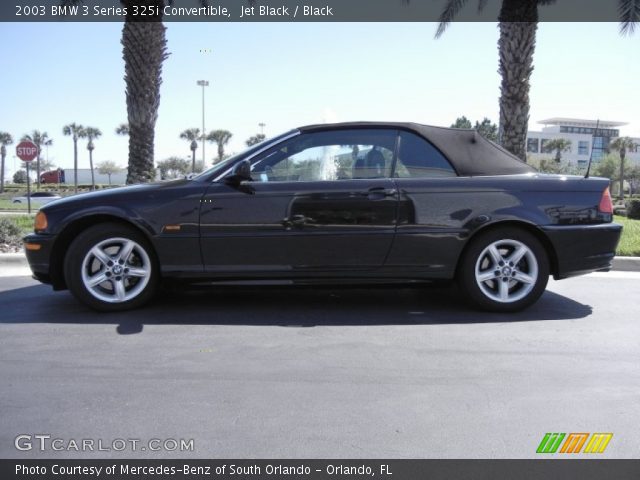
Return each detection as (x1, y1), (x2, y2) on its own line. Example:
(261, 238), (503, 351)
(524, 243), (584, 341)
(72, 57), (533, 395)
(16, 140), (38, 214)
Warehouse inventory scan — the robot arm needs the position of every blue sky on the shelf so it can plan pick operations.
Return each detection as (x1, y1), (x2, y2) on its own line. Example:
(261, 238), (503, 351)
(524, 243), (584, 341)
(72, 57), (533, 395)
(1, 22), (638, 175)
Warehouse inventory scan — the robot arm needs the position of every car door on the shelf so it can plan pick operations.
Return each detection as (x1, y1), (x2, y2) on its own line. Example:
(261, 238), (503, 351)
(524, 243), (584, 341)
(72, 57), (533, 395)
(385, 130), (464, 276)
(199, 128), (399, 274)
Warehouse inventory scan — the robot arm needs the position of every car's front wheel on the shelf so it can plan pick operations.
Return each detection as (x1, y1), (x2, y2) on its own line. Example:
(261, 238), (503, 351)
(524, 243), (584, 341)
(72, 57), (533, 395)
(64, 223), (158, 311)
(458, 227), (549, 312)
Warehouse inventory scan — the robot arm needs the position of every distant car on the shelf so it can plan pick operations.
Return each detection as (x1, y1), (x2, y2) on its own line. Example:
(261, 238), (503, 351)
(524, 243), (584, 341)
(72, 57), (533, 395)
(12, 191), (61, 205)
(23, 122), (622, 312)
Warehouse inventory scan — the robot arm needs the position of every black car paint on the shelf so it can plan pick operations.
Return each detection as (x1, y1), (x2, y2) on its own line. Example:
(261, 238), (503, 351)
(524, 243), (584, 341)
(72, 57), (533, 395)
(24, 125), (621, 291)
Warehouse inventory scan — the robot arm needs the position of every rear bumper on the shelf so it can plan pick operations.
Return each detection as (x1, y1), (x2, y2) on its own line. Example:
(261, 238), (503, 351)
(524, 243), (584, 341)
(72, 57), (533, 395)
(542, 223), (623, 279)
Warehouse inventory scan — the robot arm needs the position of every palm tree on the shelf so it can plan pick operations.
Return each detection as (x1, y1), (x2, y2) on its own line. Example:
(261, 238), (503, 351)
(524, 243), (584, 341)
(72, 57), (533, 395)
(21, 130), (52, 189)
(544, 138), (572, 163)
(62, 123), (85, 193)
(610, 137), (639, 200)
(179, 128), (201, 173)
(433, 0), (637, 162)
(207, 130), (233, 164)
(79, 127), (102, 190)
(0, 132), (13, 193)
(115, 123), (130, 136)
(65, 0), (166, 184)
(120, 5), (168, 184)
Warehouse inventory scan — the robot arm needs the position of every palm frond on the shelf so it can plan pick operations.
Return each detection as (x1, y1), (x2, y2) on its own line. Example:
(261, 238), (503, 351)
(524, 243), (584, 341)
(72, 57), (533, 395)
(436, 0), (471, 38)
(619, 0), (639, 34)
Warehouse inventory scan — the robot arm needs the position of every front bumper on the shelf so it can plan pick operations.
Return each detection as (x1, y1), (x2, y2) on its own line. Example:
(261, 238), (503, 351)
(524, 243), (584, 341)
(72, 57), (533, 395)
(23, 233), (56, 286)
(542, 222), (623, 279)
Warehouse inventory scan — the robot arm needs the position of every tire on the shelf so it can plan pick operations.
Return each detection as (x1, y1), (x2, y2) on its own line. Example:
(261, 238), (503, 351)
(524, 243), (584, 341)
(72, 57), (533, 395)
(64, 222), (159, 312)
(457, 227), (549, 312)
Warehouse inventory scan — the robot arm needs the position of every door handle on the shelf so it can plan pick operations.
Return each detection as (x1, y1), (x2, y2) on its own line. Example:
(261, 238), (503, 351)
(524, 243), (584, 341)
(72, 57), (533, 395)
(366, 187), (397, 200)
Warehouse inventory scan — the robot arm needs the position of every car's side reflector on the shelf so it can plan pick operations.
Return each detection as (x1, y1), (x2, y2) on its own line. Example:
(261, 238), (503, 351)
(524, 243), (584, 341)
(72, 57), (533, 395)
(163, 225), (181, 232)
(599, 187), (613, 214)
(24, 243), (41, 251)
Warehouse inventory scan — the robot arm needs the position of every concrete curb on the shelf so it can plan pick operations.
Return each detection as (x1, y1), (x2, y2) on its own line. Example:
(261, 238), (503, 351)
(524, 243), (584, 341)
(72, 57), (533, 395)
(611, 256), (640, 272)
(0, 253), (28, 266)
(2, 253), (640, 272)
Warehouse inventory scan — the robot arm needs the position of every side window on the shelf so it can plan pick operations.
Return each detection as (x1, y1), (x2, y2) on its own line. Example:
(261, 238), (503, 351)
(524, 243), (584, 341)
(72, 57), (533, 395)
(394, 131), (456, 178)
(251, 129), (397, 182)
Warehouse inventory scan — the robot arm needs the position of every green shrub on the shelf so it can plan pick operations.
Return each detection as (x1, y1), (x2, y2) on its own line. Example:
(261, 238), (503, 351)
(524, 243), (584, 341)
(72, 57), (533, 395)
(0, 218), (22, 243)
(626, 199), (640, 220)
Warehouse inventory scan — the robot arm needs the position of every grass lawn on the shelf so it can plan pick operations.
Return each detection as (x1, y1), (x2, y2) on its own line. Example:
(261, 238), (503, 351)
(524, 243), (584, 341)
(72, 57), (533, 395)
(0, 199), (32, 211)
(0, 214), (34, 236)
(614, 215), (640, 257)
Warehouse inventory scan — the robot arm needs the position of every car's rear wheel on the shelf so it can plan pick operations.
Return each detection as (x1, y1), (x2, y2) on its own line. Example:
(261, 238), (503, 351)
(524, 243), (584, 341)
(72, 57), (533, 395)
(64, 223), (158, 312)
(458, 227), (549, 312)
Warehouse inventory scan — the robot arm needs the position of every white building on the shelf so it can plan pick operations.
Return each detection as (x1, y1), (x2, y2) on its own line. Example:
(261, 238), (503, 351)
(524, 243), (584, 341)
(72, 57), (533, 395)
(526, 117), (640, 167)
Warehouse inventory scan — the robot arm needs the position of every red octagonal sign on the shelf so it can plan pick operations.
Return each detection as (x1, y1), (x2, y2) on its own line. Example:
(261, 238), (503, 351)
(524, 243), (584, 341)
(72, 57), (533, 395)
(16, 140), (38, 162)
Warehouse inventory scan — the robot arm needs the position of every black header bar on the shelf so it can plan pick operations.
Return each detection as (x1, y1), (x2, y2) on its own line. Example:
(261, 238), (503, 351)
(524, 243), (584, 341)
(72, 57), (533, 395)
(3, 459), (640, 480)
(2, 0), (627, 23)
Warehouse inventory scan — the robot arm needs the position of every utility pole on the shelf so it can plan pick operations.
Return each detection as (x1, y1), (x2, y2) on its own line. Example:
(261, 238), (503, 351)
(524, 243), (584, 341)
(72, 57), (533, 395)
(197, 80), (209, 167)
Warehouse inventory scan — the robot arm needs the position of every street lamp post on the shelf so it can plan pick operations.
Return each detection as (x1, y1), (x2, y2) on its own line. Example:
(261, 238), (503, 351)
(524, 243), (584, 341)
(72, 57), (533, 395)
(197, 80), (209, 167)
(259, 122), (266, 135)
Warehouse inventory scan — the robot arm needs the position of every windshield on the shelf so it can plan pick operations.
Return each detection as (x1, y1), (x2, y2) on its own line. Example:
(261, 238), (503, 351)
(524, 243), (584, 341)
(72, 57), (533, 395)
(193, 130), (298, 181)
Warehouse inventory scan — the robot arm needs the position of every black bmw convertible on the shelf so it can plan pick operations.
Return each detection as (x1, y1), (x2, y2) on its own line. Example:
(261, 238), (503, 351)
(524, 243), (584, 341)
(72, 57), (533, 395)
(24, 122), (622, 312)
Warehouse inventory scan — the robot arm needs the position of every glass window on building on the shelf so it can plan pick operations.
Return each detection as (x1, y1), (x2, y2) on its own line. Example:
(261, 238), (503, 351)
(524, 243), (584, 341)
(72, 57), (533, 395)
(540, 139), (553, 153)
(578, 141), (589, 155)
(527, 138), (539, 153)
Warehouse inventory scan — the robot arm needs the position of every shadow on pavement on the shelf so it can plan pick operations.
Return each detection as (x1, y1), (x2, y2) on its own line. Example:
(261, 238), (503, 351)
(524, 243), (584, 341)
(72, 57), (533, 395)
(0, 280), (592, 334)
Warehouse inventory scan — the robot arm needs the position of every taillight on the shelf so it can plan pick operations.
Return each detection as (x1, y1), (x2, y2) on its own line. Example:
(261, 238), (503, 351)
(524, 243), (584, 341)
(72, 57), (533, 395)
(598, 187), (613, 214)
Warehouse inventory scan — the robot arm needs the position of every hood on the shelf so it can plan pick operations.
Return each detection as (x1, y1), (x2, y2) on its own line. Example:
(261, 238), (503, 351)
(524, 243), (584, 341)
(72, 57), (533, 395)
(41, 179), (191, 211)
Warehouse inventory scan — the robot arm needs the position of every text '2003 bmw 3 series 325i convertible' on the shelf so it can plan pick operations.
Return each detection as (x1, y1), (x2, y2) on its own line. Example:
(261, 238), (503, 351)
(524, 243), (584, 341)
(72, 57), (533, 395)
(24, 122), (622, 312)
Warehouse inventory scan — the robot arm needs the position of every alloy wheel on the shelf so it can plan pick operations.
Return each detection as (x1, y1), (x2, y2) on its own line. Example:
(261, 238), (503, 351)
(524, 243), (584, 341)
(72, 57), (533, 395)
(80, 237), (152, 304)
(474, 239), (539, 304)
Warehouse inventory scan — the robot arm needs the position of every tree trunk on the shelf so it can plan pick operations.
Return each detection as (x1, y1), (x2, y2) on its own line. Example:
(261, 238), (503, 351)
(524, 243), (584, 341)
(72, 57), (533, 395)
(36, 153), (41, 189)
(73, 137), (78, 193)
(218, 144), (223, 164)
(619, 150), (625, 201)
(192, 149), (196, 173)
(0, 148), (5, 194)
(89, 150), (95, 191)
(122, 4), (168, 184)
(498, 0), (539, 162)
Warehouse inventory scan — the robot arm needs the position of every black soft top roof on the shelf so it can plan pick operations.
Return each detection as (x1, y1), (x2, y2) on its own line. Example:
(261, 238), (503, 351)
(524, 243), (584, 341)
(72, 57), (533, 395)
(299, 122), (535, 176)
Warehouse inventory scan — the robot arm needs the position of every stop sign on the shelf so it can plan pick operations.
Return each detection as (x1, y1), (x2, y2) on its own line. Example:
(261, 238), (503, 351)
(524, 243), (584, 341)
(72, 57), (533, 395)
(16, 141), (38, 162)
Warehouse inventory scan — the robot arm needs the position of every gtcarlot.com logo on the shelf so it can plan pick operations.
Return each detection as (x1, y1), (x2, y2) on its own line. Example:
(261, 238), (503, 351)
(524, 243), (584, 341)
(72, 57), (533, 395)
(536, 433), (612, 454)
(15, 435), (194, 453)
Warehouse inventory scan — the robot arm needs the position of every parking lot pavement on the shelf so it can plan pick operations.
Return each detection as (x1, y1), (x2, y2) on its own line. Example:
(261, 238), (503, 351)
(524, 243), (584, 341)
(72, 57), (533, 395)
(0, 273), (638, 459)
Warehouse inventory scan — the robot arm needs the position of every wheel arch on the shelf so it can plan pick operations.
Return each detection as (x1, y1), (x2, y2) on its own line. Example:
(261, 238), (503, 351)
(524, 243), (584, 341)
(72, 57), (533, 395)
(49, 214), (156, 290)
(455, 220), (559, 278)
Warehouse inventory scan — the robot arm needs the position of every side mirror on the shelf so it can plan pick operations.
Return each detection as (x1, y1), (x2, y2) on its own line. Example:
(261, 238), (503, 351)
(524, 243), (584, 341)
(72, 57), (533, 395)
(226, 159), (252, 184)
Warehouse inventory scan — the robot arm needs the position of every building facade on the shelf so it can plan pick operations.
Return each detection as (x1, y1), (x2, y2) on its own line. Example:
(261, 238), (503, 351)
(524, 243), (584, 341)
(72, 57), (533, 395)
(526, 118), (640, 167)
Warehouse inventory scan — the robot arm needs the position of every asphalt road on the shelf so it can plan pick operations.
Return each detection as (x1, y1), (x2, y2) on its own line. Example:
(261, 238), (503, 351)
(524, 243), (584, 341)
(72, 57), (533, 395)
(0, 273), (638, 459)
